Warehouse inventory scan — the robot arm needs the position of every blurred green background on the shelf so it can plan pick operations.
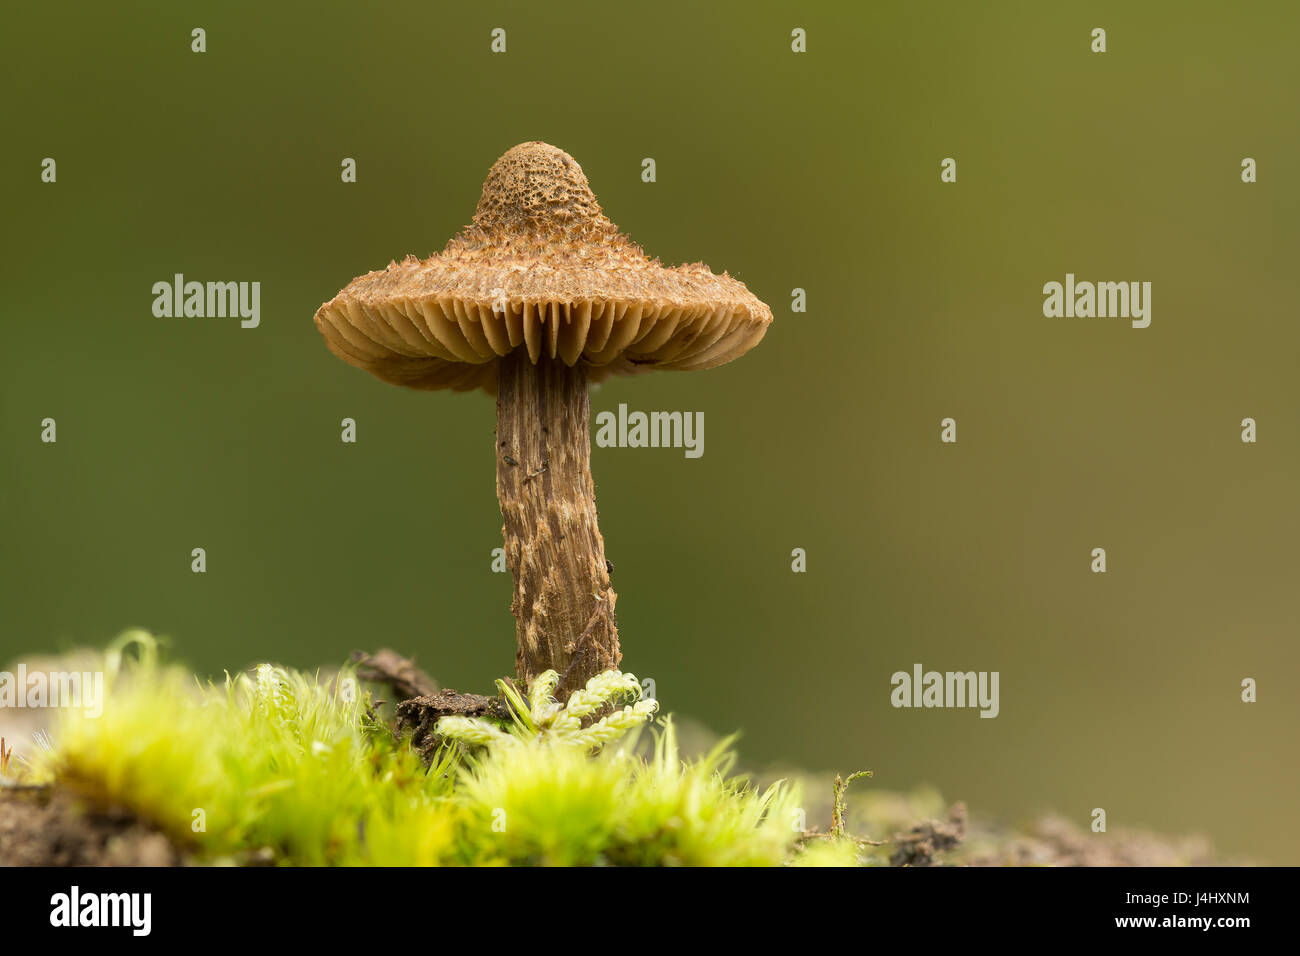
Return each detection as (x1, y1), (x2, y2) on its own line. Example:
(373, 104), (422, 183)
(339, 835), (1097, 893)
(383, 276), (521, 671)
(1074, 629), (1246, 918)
(2, 1), (1297, 861)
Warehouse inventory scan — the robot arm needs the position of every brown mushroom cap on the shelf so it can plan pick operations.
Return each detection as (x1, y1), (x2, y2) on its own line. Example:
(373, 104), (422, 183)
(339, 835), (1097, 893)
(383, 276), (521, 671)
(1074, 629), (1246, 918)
(314, 142), (773, 393)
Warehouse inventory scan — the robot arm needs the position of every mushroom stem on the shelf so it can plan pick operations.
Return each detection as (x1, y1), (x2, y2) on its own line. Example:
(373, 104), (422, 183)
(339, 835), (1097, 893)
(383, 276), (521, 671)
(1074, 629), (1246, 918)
(495, 349), (621, 698)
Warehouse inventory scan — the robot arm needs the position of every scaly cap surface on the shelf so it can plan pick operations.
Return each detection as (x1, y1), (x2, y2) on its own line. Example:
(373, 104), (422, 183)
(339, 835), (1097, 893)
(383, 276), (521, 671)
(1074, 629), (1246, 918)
(314, 142), (772, 393)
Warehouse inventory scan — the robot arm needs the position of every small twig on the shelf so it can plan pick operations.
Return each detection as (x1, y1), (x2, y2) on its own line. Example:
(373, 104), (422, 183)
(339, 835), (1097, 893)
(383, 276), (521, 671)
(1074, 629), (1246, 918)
(350, 648), (439, 702)
(798, 829), (887, 848)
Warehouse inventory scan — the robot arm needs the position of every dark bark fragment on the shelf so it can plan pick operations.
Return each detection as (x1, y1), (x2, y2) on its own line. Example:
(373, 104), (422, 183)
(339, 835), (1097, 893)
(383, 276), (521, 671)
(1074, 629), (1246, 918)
(395, 689), (514, 763)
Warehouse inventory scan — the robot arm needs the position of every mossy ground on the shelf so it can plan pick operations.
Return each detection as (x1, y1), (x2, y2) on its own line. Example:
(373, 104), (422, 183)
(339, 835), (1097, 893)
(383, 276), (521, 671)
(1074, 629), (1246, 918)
(0, 633), (1222, 867)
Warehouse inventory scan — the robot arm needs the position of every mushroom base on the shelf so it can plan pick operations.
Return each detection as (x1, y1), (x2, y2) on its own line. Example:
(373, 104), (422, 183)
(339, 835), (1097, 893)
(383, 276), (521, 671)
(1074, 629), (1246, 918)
(495, 350), (621, 699)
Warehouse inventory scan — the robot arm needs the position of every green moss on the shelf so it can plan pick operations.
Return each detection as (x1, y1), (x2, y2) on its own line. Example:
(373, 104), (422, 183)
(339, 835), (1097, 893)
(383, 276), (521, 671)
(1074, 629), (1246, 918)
(19, 632), (856, 867)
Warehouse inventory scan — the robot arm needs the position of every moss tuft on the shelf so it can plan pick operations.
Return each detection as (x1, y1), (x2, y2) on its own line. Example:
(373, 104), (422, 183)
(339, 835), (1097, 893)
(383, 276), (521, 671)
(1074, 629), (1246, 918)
(17, 632), (853, 867)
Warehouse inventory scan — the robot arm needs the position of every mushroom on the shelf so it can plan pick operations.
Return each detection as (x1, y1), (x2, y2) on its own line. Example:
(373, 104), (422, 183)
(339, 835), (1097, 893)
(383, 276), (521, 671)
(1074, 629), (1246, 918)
(314, 142), (772, 697)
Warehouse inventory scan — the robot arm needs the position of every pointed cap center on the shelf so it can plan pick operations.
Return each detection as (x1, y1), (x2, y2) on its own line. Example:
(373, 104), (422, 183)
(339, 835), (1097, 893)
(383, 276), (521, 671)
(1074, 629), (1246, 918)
(471, 142), (604, 233)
